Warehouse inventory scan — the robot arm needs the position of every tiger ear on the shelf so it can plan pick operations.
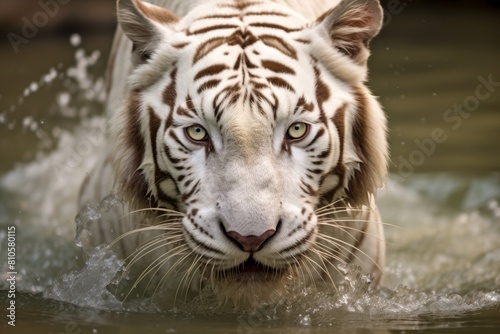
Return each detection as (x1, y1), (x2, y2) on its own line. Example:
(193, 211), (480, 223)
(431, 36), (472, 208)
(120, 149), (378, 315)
(117, 0), (179, 63)
(314, 0), (383, 65)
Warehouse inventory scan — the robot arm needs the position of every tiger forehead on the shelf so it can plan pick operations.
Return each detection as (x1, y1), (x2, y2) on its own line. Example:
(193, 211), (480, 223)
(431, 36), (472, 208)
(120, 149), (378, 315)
(182, 0), (308, 34)
(176, 4), (316, 115)
(182, 1), (309, 63)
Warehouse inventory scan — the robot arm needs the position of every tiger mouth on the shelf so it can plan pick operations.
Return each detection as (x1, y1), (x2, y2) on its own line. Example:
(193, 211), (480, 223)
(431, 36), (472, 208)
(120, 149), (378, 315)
(236, 257), (268, 273)
(222, 257), (285, 277)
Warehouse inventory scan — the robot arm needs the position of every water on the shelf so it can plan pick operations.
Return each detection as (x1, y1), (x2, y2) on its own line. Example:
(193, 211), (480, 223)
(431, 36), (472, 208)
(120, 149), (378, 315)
(1, 6), (500, 334)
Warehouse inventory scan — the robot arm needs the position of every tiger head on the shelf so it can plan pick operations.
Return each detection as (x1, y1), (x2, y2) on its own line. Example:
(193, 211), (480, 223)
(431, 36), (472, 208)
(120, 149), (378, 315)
(113, 0), (387, 303)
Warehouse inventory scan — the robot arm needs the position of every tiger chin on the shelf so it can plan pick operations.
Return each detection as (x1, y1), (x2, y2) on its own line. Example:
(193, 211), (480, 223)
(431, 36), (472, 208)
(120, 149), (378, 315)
(78, 0), (388, 307)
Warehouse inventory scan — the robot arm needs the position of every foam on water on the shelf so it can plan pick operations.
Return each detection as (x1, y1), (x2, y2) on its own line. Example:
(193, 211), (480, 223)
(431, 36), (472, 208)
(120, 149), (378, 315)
(0, 35), (499, 326)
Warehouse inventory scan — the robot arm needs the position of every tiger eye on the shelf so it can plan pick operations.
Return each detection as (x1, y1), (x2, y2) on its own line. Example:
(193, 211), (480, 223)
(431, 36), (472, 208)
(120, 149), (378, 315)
(186, 125), (209, 142)
(287, 122), (308, 140)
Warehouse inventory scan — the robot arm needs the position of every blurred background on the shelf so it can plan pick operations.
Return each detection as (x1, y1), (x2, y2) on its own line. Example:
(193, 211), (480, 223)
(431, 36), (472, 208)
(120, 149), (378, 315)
(0, 0), (499, 177)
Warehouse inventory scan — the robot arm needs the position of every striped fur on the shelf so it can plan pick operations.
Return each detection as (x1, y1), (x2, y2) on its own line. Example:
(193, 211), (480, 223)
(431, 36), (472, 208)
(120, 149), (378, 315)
(79, 0), (388, 304)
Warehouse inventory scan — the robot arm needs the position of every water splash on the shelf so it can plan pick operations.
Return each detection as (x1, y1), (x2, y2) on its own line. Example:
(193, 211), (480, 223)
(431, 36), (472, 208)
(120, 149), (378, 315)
(0, 35), (108, 292)
(75, 194), (123, 248)
(43, 245), (124, 311)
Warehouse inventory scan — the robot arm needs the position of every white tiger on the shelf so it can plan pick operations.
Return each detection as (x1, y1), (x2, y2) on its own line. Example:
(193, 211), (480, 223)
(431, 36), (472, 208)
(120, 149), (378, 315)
(78, 0), (388, 304)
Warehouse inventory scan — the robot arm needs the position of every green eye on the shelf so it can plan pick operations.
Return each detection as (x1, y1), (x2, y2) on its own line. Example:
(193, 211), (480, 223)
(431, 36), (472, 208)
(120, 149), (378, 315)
(186, 124), (208, 142)
(287, 122), (308, 140)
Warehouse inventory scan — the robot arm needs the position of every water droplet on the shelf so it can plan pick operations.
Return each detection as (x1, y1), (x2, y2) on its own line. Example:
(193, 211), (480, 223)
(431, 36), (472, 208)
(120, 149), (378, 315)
(30, 82), (39, 93)
(299, 314), (311, 327)
(70, 34), (82, 47)
(57, 92), (71, 107)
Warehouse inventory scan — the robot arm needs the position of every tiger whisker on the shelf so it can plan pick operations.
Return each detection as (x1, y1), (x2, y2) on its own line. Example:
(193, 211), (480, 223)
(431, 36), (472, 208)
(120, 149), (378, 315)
(122, 234), (184, 272)
(316, 233), (383, 274)
(128, 243), (187, 293)
(154, 246), (199, 302)
(314, 208), (367, 218)
(114, 236), (183, 289)
(318, 217), (402, 230)
(308, 247), (338, 290)
(198, 259), (212, 299)
(109, 223), (183, 248)
(125, 207), (185, 218)
(142, 245), (192, 297)
(180, 254), (205, 303)
(300, 254), (326, 287)
(318, 222), (390, 244)
(313, 242), (348, 265)
(313, 198), (349, 213)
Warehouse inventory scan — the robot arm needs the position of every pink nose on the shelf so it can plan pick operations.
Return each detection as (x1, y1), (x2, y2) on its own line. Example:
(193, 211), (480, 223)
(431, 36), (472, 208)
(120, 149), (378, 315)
(227, 230), (276, 252)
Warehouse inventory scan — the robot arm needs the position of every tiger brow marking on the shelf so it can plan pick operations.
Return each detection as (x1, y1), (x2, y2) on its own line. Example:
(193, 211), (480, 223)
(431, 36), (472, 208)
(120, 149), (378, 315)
(197, 79), (221, 94)
(261, 60), (295, 75)
(176, 106), (195, 118)
(194, 64), (229, 81)
(193, 37), (226, 64)
(294, 96), (314, 115)
(186, 95), (197, 116)
(249, 22), (301, 33)
(294, 38), (311, 44)
(197, 14), (239, 20)
(188, 24), (240, 36)
(245, 11), (289, 17)
(217, 1), (264, 10)
(172, 42), (190, 49)
(267, 77), (296, 93)
(260, 35), (297, 59)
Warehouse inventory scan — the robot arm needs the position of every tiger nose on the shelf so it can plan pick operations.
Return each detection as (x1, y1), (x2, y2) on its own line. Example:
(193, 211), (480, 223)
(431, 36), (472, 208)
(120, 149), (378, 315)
(227, 230), (276, 252)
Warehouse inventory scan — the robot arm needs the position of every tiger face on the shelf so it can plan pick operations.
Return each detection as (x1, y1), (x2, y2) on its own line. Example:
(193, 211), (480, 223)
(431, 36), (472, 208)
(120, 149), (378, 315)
(113, 0), (387, 302)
